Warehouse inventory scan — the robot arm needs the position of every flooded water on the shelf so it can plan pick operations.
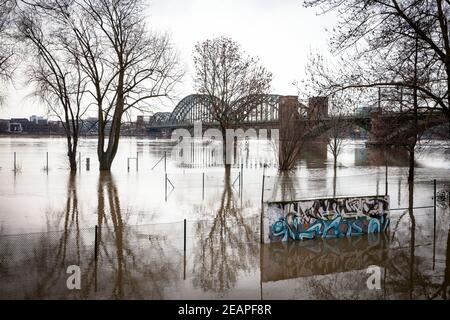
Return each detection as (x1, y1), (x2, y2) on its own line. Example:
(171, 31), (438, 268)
(0, 136), (449, 299)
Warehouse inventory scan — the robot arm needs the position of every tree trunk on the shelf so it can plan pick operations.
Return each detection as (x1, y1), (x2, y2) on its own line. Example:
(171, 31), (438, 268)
(408, 177), (415, 299)
(408, 148), (415, 183)
(333, 163), (337, 198)
(221, 127), (231, 171)
(99, 153), (112, 171)
(98, 70), (125, 171)
(69, 151), (77, 172)
(66, 133), (78, 172)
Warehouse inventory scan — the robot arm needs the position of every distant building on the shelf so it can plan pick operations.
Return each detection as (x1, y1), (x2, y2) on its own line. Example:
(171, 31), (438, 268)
(0, 119), (10, 133)
(30, 115), (47, 125)
(10, 118), (30, 133)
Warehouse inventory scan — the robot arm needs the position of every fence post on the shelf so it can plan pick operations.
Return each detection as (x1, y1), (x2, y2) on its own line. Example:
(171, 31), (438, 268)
(78, 152), (81, 173)
(433, 179), (437, 270)
(202, 172), (205, 200)
(241, 163), (244, 198)
(86, 158), (90, 171)
(385, 158), (388, 196)
(260, 166), (266, 244)
(13, 152), (16, 172)
(94, 225), (98, 292)
(184, 219), (187, 252)
(165, 173), (168, 202)
(164, 151), (167, 173)
(46, 152), (49, 173)
(136, 152), (139, 172)
(94, 225), (98, 262)
(184, 218), (187, 280)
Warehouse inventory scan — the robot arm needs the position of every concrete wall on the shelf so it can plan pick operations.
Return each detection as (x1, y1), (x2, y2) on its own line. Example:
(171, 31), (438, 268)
(263, 195), (390, 243)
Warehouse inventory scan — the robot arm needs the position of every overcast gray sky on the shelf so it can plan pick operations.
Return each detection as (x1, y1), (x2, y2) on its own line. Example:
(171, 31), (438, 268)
(0, 0), (337, 119)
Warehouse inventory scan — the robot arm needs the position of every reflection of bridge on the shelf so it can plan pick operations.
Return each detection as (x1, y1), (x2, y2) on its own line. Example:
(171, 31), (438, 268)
(147, 94), (447, 144)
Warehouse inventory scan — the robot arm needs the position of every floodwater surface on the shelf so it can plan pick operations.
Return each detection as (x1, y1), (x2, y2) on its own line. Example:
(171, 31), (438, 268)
(0, 136), (449, 299)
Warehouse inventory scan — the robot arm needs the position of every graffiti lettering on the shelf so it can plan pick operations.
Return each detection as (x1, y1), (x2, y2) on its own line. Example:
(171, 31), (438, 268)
(264, 196), (390, 243)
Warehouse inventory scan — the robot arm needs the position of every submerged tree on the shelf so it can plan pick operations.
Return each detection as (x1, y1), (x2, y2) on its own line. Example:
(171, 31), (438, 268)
(303, 0), (449, 183)
(16, 6), (87, 171)
(193, 36), (272, 167)
(21, 0), (182, 171)
(303, 0), (450, 130)
(278, 97), (310, 172)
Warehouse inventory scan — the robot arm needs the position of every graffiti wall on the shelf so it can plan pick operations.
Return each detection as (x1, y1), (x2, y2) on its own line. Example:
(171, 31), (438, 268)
(263, 195), (390, 243)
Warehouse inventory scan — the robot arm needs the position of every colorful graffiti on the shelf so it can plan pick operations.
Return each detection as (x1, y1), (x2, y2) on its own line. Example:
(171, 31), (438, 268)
(264, 196), (390, 243)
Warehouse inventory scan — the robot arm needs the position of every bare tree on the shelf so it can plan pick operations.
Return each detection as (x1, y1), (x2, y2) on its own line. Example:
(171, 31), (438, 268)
(0, 0), (16, 103)
(278, 98), (310, 172)
(16, 6), (88, 171)
(303, 0), (450, 183)
(24, 0), (182, 171)
(193, 36), (272, 166)
(303, 0), (450, 131)
(325, 97), (352, 172)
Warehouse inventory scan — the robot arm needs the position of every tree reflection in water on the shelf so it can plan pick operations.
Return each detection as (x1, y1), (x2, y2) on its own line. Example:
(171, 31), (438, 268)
(191, 166), (259, 295)
(295, 178), (450, 300)
(89, 172), (180, 299)
(383, 179), (450, 300)
(0, 173), (180, 299)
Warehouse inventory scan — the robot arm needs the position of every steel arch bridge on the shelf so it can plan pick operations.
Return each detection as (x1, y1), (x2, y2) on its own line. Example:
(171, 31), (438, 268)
(149, 112), (172, 126)
(151, 94), (283, 127)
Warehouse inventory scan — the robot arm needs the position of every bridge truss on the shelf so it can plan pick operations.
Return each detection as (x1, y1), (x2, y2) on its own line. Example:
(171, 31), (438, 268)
(150, 94), (283, 127)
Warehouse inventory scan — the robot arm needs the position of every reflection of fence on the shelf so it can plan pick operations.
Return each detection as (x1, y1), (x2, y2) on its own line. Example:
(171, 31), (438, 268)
(0, 216), (260, 299)
(0, 207), (448, 299)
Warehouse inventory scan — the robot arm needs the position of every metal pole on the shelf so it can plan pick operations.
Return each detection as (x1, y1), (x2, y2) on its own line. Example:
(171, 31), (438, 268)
(127, 158), (129, 172)
(241, 163), (244, 198)
(260, 167), (266, 244)
(136, 152), (139, 172)
(94, 225), (98, 292)
(184, 218), (187, 280)
(165, 173), (168, 202)
(433, 179), (437, 270)
(94, 225), (98, 262)
(14, 152), (16, 172)
(385, 158), (388, 196)
(164, 151), (167, 173)
(184, 219), (187, 252)
(238, 165), (241, 197)
(46, 152), (49, 173)
(202, 172), (205, 200)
